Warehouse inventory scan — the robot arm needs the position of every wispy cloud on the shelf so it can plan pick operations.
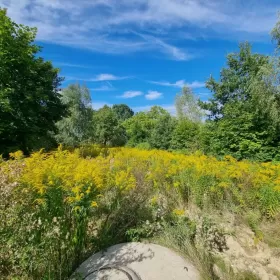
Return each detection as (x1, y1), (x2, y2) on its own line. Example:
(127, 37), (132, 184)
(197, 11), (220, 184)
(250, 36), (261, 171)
(54, 62), (92, 69)
(134, 32), (192, 61)
(145, 90), (163, 100)
(187, 81), (206, 88)
(66, 73), (128, 82)
(2, 0), (277, 59)
(119, 91), (143, 99)
(90, 82), (116, 91)
(150, 80), (205, 88)
(92, 74), (128, 81)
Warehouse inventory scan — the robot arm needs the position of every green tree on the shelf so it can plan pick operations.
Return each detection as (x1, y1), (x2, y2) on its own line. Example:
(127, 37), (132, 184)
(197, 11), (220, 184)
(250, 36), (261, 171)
(200, 42), (280, 160)
(170, 119), (201, 151)
(55, 84), (93, 147)
(271, 12), (280, 48)
(123, 111), (154, 147)
(175, 86), (204, 122)
(149, 106), (176, 150)
(92, 106), (127, 146)
(172, 86), (204, 152)
(0, 9), (66, 154)
(112, 104), (134, 123)
(123, 106), (175, 149)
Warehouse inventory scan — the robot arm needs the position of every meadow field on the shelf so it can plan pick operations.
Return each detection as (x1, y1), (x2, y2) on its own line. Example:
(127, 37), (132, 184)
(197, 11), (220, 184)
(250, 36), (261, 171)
(1, 146), (280, 279)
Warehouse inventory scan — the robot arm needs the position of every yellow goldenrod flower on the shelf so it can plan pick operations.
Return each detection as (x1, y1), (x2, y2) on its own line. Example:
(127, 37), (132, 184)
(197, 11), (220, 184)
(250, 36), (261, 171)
(91, 201), (98, 208)
(173, 209), (185, 216)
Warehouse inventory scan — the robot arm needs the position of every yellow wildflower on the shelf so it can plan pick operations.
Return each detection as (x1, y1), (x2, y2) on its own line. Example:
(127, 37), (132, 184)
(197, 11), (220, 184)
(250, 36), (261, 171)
(9, 150), (24, 160)
(150, 196), (158, 205)
(173, 209), (185, 216)
(74, 206), (81, 212)
(91, 201), (98, 208)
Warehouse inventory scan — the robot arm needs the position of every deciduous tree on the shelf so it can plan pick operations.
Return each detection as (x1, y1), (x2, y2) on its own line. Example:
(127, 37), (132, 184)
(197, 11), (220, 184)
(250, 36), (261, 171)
(200, 43), (280, 160)
(55, 84), (93, 147)
(175, 86), (203, 122)
(92, 106), (127, 146)
(112, 104), (134, 123)
(0, 9), (65, 154)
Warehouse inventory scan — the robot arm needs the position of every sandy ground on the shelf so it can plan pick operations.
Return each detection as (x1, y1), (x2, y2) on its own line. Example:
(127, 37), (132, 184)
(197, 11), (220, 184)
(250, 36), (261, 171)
(72, 242), (200, 280)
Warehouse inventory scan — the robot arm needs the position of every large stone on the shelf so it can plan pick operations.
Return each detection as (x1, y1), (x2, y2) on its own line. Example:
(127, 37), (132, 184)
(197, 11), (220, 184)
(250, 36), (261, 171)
(72, 242), (200, 280)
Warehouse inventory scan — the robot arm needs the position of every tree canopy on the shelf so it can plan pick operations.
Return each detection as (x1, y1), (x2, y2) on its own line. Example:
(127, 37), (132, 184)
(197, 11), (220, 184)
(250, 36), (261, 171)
(55, 84), (93, 147)
(0, 9), (66, 154)
(123, 106), (173, 149)
(200, 43), (280, 160)
(112, 104), (134, 122)
(272, 12), (280, 48)
(175, 86), (203, 122)
(92, 105), (127, 146)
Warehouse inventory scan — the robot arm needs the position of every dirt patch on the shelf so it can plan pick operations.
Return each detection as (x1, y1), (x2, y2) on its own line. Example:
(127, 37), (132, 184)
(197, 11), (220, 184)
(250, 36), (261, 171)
(215, 223), (280, 280)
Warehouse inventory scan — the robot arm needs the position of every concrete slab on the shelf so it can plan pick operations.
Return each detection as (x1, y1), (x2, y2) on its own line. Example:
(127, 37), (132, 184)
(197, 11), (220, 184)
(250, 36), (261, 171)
(72, 242), (200, 280)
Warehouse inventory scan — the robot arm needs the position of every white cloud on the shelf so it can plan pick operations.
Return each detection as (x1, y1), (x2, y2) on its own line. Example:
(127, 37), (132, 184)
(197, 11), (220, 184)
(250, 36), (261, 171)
(1, 0), (277, 59)
(145, 90), (163, 100)
(187, 81), (206, 88)
(150, 80), (205, 88)
(90, 82), (115, 91)
(119, 91), (143, 98)
(65, 74), (128, 82)
(92, 74), (127, 81)
(54, 62), (92, 69)
(150, 80), (185, 87)
(134, 32), (191, 61)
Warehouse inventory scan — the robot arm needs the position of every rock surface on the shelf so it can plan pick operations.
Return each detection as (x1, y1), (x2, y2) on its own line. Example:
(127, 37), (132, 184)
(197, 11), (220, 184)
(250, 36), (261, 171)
(72, 242), (200, 280)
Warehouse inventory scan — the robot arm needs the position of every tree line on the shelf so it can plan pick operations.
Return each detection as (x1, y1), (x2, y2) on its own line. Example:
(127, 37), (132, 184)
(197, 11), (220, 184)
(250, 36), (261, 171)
(1, 8), (280, 161)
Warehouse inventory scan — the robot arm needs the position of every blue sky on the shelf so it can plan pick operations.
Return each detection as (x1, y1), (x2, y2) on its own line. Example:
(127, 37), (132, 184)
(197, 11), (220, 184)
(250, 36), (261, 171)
(1, 0), (279, 114)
